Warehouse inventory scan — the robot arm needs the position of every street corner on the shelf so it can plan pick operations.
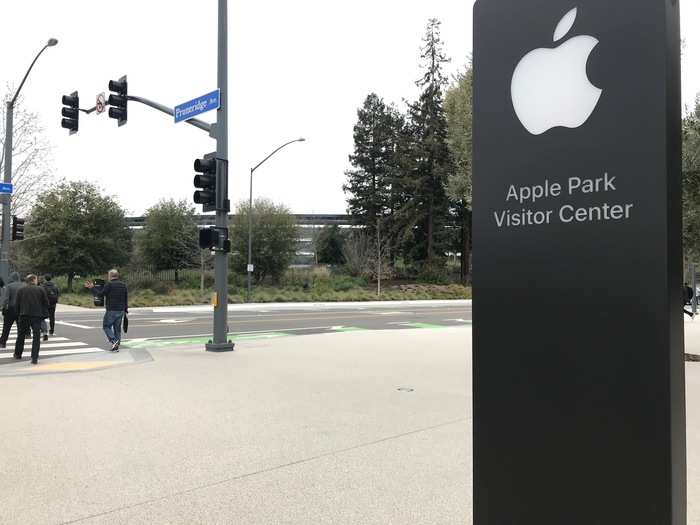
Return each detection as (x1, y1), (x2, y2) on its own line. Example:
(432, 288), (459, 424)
(0, 347), (152, 378)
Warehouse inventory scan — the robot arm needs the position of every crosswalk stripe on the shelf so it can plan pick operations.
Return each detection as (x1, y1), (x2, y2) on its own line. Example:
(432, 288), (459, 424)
(4, 337), (69, 345)
(0, 348), (106, 359)
(1, 341), (88, 350)
(37, 342), (87, 349)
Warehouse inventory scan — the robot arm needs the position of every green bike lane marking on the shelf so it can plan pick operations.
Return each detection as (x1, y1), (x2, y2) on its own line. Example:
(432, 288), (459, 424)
(120, 322), (466, 350)
(122, 332), (291, 349)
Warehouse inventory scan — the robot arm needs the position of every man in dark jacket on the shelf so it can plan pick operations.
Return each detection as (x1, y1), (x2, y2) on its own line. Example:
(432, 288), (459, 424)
(0, 272), (25, 348)
(14, 274), (49, 364)
(86, 269), (128, 351)
(40, 274), (60, 335)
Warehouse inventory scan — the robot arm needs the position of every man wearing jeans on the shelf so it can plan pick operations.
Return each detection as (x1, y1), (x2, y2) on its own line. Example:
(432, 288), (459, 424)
(86, 269), (128, 351)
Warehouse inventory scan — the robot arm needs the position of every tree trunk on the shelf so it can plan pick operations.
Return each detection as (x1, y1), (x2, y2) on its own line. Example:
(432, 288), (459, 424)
(200, 252), (205, 293)
(460, 207), (470, 285)
(175, 269), (180, 283)
(427, 197), (434, 261)
(67, 272), (74, 293)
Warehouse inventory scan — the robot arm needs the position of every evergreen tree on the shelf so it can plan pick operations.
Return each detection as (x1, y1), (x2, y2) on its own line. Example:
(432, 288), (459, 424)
(315, 225), (346, 265)
(139, 199), (199, 282)
(343, 93), (403, 242)
(683, 96), (700, 260)
(445, 64), (473, 283)
(395, 18), (454, 265)
(18, 181), (132, 291)
(229, 198), (297, 284)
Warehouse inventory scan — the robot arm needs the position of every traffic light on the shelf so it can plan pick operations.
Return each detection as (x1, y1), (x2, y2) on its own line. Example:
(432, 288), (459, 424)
(61, 91), (79, 135)
(193, 152), (217, 212)
(199, 228), (219, 250)
(199, 227), (230, 252)
(11, 216), (25, 241)
(107, 75), (128, 126)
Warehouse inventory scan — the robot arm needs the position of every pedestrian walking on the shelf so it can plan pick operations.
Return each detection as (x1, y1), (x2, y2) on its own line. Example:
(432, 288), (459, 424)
(14, 274), (50, 364)
(40, 274), (59, 336)
(0, 272), (24, 348)
(684, 283), (695, 319)
(86, 269), (128, 351)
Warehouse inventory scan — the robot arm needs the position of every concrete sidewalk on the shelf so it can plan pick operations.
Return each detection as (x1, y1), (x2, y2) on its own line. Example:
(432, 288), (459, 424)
(0, 327), (471, 524)
(0, 324), (698, 524)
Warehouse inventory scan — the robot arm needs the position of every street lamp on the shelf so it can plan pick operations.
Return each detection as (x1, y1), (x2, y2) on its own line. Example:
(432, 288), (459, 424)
(1, 38), (58, 281)
(247, 137), (306, 302)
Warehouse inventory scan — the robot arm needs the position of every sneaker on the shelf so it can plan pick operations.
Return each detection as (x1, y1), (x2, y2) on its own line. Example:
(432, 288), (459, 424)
(43, 334), (48, 341)
(31, 360), (38, 365)
(110, 340), (119, 352)
(49, 331), (54, 336)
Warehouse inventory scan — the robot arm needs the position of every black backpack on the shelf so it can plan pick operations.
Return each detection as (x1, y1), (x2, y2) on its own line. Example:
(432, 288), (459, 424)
(44, 283), (59, 304)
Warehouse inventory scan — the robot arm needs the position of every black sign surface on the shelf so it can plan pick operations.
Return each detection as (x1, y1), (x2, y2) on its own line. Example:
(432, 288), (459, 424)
(472, 1), (685, 523)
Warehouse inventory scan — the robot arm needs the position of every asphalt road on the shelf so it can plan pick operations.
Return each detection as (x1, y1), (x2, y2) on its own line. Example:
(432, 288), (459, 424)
(0, 301), (472, 363)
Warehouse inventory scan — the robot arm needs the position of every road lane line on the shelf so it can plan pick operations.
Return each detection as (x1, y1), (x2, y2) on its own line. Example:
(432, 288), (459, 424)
(55, 321), (93, 329)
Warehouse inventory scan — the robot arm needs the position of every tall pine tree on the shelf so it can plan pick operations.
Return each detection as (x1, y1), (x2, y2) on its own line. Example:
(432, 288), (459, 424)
(395, 18), (454, 265)
(445, 64), (473, 283)
(343, 93), (403, 242)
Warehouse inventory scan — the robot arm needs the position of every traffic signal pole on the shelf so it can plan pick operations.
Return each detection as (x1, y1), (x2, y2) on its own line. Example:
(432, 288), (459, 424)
(206, 0), (233, 352)
(63, 4), (232, 351)
(1, 102), (14, 281)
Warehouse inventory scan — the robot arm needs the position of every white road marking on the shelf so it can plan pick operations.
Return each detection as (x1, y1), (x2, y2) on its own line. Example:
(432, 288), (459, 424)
(55, 321), (93, 329)
(158, 319), (190, 324)
(37, 342), (88, 349)
(0, 347), (105, 359)
(446, 319), (471, 323)
(4, 337), (69, 345)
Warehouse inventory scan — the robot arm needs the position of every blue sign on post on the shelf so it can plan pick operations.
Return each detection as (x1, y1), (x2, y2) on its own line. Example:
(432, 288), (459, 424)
(0, 183), (13, 195)
(174, 89), (220, 123)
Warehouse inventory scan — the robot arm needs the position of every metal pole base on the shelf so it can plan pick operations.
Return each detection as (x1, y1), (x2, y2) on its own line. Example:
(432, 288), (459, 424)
(205, 341), (235, 352)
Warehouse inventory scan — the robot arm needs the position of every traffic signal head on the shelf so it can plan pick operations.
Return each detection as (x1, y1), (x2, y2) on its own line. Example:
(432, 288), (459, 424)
(61, 91), (79, 135)
(11, 216), (25, 241)
(193, 152), (217, 212)
(199, 227), (230, 252)
(108, 75), (127, 126)
(199, 228), (219, 250)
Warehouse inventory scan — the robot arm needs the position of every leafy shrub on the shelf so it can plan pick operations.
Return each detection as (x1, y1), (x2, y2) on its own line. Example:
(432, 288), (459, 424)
(417, 260), (449, 284)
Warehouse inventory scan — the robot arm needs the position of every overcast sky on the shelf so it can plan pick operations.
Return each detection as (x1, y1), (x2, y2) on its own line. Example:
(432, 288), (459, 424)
(1, 1), (699, 216)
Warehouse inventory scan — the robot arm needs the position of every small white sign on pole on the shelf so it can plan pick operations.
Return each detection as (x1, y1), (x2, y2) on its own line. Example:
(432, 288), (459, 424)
(95, 93), (106, 115)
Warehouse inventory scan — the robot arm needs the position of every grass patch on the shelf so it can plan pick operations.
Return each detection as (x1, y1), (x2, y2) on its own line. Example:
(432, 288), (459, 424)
(60, 282), (470, 308)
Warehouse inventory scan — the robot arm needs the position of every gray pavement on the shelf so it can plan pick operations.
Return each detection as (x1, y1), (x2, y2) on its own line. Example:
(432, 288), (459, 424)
(0, 319), (698, 524)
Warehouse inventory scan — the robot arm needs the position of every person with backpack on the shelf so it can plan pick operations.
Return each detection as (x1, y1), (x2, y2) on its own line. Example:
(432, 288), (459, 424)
(0, 272), (24, 348)
(40, 274), (60, 336)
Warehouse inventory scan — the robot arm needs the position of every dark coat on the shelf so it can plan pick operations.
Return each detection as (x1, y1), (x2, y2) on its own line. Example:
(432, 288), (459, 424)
(0, 272), (24, 313)
(16, 284), (49, 319)
(41, 281), (60, 305)
(102, 279), (128, 312)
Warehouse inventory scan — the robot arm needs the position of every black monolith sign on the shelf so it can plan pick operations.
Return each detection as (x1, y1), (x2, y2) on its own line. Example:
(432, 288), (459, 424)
(472, 1), (685, 523)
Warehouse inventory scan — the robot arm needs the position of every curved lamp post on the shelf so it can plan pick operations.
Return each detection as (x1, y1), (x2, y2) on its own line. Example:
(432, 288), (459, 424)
(247, 137), (306, 302)
(1, 38), (58, 281)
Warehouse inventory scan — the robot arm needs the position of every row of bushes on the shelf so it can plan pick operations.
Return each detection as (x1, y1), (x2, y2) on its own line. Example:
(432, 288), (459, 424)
(60, 282), (470, 308)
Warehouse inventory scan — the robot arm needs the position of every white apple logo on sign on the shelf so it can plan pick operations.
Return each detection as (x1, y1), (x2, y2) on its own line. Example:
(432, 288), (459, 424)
(511, 7), (602, 135)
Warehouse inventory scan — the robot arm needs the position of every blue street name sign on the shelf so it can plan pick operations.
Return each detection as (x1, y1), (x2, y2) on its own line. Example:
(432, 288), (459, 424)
(0, 183), (13, 195)
(174, 89), (220, 123)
